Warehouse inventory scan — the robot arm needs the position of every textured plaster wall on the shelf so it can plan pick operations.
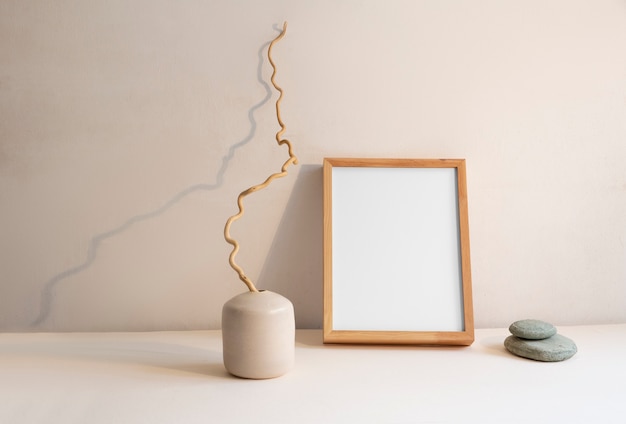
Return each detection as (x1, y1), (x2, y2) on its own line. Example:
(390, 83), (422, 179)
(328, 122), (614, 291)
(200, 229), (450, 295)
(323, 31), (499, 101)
(1, 0), (625, 331)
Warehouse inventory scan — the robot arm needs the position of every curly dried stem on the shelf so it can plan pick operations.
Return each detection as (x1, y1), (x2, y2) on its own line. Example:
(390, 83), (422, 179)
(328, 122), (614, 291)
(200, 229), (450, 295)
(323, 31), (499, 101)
(224, 22), (297, 292)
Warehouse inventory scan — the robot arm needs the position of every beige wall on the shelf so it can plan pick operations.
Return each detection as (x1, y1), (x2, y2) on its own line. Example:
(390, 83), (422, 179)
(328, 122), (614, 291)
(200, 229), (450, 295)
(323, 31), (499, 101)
(1, 0), (625, 331)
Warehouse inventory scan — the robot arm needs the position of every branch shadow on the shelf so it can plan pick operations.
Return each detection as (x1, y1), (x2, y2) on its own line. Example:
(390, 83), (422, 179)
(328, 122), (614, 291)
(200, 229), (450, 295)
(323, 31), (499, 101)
(32, 36), (280, 328)
(256, 164), (324, 329)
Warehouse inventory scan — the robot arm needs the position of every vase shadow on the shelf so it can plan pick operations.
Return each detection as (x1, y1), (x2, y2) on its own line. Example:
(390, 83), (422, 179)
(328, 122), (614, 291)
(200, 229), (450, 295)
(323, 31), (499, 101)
(1, 336), (232, 379)
(158, 361), (232, 379)
(295, 329), (324, 346)
(256, 164), (324, 329)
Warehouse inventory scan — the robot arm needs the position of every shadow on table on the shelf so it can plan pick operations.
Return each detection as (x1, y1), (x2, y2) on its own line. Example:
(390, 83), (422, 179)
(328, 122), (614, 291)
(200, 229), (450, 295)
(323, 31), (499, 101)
(477, 335), (512, 357)
(0, 336), (233, 380)
(159, 360), (232, 380)
(295, 330), (472, 354)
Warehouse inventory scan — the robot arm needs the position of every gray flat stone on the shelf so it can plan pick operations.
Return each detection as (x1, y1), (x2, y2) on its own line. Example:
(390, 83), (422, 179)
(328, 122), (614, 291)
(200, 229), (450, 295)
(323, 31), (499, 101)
(504, 334), (577, 362)
(509, 319), (557, 340)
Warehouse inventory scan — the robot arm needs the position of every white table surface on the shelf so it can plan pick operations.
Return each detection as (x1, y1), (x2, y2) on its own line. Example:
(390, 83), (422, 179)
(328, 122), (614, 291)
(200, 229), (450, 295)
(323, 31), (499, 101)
(1, 325), (624, 424)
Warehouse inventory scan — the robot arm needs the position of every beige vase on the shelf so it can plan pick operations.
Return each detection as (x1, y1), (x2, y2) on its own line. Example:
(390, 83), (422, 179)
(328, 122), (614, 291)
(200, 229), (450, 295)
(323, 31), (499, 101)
(222, 290), (295, 379)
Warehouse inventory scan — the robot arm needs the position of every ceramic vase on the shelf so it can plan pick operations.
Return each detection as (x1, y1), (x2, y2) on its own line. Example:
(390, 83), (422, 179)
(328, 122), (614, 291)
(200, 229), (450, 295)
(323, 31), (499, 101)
(222, 290), (295, 379)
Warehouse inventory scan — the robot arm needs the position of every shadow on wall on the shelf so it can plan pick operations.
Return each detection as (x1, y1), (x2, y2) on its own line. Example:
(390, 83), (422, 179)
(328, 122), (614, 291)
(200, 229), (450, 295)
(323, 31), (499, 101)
(30, 39), (277, 329)
(257, 164), (324, 329)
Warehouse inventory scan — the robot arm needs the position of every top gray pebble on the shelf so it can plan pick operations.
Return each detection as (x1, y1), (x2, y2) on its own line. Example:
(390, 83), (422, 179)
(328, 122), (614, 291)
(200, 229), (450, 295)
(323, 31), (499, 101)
(509, 319), (557, 340)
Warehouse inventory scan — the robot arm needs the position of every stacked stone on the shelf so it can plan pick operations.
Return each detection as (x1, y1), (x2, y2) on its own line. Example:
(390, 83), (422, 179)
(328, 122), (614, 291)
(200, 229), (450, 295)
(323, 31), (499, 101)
(504, 319), (577, 362)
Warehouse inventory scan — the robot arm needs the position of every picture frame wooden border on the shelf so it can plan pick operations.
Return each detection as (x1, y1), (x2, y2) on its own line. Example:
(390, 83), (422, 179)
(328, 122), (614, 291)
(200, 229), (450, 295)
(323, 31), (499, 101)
(323, 158), (474, 345)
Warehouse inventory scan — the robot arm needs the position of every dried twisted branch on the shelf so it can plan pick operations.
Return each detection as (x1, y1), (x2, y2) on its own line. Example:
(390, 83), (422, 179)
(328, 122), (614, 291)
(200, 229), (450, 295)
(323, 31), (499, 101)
(224, 22), (298, 292)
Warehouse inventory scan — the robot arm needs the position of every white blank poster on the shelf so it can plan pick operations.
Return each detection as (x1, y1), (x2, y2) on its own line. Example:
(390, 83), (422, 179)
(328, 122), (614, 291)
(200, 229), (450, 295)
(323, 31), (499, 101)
(331, 167), (464, 332)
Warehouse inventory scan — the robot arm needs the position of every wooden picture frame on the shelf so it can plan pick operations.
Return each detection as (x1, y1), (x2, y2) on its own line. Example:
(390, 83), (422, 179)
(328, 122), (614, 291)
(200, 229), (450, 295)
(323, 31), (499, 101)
(323, 158), (474, 345)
